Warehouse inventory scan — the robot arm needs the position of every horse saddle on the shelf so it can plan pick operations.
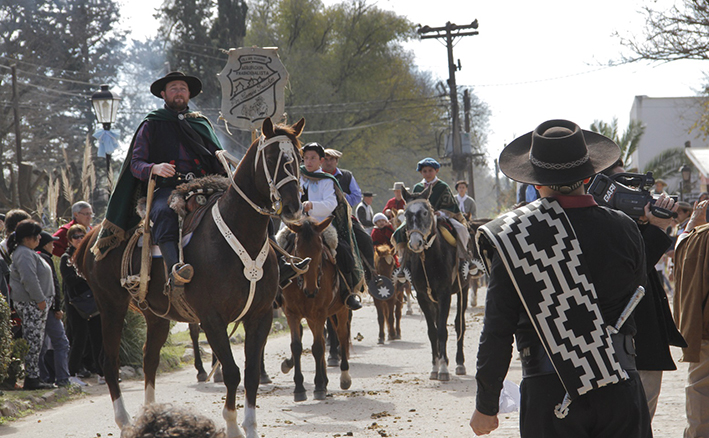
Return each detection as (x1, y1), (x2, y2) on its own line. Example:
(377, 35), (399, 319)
(437, 218), (457, 247)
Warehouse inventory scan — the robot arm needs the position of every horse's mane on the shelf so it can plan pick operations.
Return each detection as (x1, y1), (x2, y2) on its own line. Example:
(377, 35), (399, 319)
(72, 225), (99, 277)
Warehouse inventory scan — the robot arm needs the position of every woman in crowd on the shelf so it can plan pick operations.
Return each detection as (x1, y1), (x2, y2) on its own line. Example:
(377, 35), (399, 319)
(8, 219), (54, 390)
(60, 224), (104, 383)
(36, 231), (72, 387)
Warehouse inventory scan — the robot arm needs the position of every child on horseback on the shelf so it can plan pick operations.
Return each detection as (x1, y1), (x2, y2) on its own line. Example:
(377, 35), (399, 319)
(393, 157), (472, 279)
(300, 142), (365, 310)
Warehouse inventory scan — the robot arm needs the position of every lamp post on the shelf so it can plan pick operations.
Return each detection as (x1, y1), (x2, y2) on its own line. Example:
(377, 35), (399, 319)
(90, 84), (121, 173)
(680, 164), (692, 201)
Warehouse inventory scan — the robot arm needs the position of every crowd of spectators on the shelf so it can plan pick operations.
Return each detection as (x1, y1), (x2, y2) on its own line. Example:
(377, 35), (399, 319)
(0, 201), (103, 390)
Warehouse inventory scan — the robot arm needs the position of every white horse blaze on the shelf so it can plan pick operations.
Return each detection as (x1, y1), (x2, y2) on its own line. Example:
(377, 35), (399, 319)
(223, 407), (245, 438)
(113, 396), (131, 429)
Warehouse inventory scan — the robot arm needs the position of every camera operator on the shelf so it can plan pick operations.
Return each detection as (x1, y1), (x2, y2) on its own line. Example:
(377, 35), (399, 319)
(602, 165), (687, 421)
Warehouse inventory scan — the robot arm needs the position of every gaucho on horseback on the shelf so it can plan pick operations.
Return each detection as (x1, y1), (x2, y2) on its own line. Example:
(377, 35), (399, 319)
(91, 71), (307, 292)
(299, 142), (365, 310)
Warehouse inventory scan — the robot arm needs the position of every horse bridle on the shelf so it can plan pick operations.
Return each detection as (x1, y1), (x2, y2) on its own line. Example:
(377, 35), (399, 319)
(216, 134), (300, 217)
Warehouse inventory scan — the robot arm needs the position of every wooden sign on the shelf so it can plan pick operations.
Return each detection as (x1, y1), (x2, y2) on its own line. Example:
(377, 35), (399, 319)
(218, 47), (288, 130)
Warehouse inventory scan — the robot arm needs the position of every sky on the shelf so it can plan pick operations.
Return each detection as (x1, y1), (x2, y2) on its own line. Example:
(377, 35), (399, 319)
(116, 0), (709, 163)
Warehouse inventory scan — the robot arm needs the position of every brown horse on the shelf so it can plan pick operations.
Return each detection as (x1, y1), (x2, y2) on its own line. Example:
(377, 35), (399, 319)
(74, 117), (305, 438)
(390, 209), (415, 315)
(401, 186), (468, 381)
(373, 244), (403, 344)
(279, 216), (352, 401)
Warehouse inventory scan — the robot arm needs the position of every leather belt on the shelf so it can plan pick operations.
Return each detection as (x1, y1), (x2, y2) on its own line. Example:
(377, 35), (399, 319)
(521, 333), (636, 378)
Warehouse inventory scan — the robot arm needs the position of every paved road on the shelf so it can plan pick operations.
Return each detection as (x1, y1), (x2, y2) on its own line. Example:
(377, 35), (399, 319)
(2, 287), (688, 437)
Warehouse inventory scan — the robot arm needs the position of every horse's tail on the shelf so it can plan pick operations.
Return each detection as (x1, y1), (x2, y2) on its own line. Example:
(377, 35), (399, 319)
(72, 226), (99, 278)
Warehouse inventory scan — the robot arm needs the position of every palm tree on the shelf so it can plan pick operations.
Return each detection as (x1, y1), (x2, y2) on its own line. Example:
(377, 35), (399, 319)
(589, 117), (645, 170)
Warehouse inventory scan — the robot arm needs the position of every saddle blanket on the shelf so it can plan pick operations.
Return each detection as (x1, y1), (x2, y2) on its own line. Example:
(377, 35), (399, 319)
(476, 197), (627, 401)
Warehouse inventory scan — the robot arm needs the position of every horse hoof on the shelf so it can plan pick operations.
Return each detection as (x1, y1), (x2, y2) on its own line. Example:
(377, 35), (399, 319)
(438, 372), (450, 382)
(314, 390), (327, 400)
(197, 372), (208, 382)
(455, 365), (466, 376)
(378, 338), (385, 345)
(389, 333), (400, 341)
(406, 309), (414, 316)
(281, 359), (293, 374)
(327, 356), (339, 368)
(260, 372), (273, 384)
(429, 372), (438, 380)
(294, 391), (307, 402)
(340, 377), (352, 390)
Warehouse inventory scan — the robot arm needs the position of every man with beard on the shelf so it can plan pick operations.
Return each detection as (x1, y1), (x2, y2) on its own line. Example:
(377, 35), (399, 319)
(93, 72), (225, 291)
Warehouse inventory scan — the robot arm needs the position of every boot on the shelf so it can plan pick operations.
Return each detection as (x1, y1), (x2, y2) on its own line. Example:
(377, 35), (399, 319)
(340, 272), (362, 310)
(278, 256), (311, 288)
(158, 241), (193, 286)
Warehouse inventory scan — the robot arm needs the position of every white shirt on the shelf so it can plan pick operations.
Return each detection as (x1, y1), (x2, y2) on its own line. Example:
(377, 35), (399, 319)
(301, 170), (338, 223)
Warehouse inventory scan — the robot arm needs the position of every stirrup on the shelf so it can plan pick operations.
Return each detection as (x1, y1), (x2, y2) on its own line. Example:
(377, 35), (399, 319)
(171, 263), (194, 286)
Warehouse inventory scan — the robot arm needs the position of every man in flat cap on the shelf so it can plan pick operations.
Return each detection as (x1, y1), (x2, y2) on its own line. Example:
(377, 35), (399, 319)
(470, 119), (651, 437)
(93, 71), (226, 292)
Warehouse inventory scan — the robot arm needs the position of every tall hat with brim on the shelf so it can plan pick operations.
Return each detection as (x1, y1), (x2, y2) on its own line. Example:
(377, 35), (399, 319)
(499, 119), (620, 186)
(390, 182), (409, 191)
(150, 71), (203, 99)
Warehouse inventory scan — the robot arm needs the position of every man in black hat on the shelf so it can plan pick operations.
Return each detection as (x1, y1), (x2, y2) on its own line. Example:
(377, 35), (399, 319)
(93, 71), (225, 292)
(470, 120), (651, 437)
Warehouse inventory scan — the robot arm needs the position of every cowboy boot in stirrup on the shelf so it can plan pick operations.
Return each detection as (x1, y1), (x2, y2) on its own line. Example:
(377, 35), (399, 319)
(158, 241), (194, 287)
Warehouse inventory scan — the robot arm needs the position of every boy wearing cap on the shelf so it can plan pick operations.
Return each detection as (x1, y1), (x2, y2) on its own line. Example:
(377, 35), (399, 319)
(355, 192), (375, 233)
(300, 143), (364, 310)
(371, 213), (394, 248)
(455, 180), (477, 220)
(471, 120), (650, 437)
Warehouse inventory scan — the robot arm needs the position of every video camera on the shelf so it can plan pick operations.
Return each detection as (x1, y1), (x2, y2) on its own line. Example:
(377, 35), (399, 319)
(587, 171), (678, 220)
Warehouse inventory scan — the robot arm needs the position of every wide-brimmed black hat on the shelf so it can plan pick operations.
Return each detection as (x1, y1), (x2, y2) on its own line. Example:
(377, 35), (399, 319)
(499, 119), (620, 186)
(150, 71), (202, 98)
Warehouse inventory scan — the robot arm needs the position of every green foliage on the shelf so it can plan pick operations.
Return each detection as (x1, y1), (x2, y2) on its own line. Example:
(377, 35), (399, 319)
(642, 147), (693, 192)
(119, 309), (147, 367)
(245, 0), (474, 198)
(589, 117), (645, 169)
(0, 0), (125, 211)
(0, 297), (13, 383)
(3, 338), (28, 388)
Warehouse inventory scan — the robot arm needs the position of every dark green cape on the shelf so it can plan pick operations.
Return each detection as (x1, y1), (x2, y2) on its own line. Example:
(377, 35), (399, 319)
(91, 109), (222, 260)
(300, 166), (365, 293)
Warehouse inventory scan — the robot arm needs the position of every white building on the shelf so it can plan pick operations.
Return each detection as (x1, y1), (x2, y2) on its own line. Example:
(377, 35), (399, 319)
(629, 95), (709, 196)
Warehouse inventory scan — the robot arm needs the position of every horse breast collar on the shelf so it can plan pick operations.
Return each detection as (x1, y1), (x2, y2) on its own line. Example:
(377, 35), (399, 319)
(476, 198), (626, 417)
(212, 202), (270, 323)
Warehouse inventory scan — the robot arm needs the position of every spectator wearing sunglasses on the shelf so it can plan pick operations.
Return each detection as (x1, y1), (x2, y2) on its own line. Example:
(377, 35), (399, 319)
(52, 201), (93, 257)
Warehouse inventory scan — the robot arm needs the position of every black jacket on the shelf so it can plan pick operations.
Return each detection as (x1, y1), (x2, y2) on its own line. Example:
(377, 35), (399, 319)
(634, 223), (687, 370)
(60, 246), (92, 305)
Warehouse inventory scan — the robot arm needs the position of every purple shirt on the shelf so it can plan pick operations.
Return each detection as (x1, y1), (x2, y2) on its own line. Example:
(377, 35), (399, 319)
(130, 121), (200, 182)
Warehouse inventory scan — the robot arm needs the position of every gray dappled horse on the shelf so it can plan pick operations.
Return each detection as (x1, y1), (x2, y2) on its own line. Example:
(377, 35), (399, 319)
(401, 186), (468, 380)
(74, 118), (305, 438)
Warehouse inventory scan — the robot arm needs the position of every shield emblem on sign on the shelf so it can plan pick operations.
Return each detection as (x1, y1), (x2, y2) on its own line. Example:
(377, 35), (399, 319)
(218, 47), (289, 130)
(368, 275), (396, 301)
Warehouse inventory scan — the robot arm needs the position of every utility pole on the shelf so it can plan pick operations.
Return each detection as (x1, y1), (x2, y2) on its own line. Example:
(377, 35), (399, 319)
(418, 20), (478, 183)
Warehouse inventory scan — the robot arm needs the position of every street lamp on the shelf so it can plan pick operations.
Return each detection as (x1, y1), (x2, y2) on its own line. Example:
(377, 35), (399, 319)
(680, 164), (692, 201)
(90, 84), (121, 175)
